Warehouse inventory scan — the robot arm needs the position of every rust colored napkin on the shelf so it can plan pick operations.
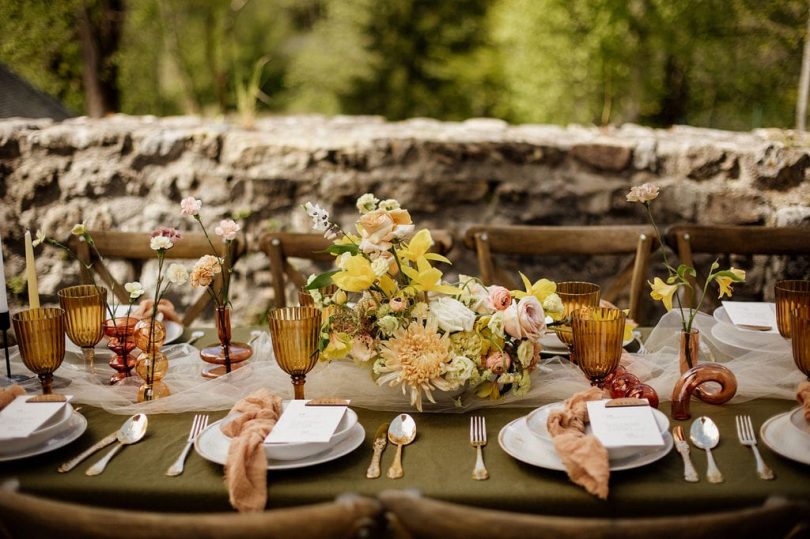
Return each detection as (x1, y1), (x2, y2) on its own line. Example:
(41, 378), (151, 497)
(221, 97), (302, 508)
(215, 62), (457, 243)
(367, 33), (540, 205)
(547, 386), (610, 499)
(0, 385), (25, 410)
(221, 388), (283, 512)
(797, 381), (810, 421)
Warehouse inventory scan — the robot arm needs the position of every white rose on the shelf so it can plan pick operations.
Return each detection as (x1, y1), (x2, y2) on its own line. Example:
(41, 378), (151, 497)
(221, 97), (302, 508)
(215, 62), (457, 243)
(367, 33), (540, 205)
(503, 296), (546, 340)
(429, 296), (476, 333)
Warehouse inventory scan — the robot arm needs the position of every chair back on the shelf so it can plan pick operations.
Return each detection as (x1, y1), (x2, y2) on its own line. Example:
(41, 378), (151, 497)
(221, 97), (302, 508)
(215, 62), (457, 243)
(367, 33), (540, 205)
(665, 225), (810, 308)
(463, 225), (655, 322)
(259, 230), (454, 307)
(70, 230), (244, 326)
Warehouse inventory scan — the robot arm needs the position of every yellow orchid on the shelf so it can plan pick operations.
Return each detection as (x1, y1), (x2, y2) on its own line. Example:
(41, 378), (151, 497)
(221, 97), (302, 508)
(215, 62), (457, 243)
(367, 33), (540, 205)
(331, 255), (377, 292)
(321, 332), (352, 361)
(715, 267), (746, 299)
(475, 381), (501, 400)
(649, 277), (678, 311)
(512, 272), (556, 302)
(398, 229), (451, 265)
(401, 257), (459, 295)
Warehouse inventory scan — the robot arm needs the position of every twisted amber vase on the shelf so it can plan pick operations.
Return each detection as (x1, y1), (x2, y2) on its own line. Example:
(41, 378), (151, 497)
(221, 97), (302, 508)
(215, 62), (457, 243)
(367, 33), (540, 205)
(58, 285), (106, 373)
(268, 306), (321, 399)
(12, 307), (66, 395)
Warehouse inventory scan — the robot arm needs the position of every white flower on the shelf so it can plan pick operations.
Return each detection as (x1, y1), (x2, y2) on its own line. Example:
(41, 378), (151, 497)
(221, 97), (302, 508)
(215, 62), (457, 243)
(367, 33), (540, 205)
(503, 296), (546, 340)
(371, 257), (389, 277)
(411, 302), (429, 320)
(626, 183), (660, 203)
(378, 199), (400, 211)
(150, 236), (173, 251)
(180, 197), (202, 217)
(71, 222), (87, 236)
(166, 263), (189, 285)
(542, 293), (564, 315)
(32, 230), (47, 247)
(445, 355), (476, 388)
(304, 202), (330, 232)
(377, 315), (399, 337)
(487, 311), (505, 338)
(356, 193), (379, 214)
(124, 281), (145, 299)
(214, 219), (240, 241)
(429, 296), (476, 333)
(458, 275), (493, 314)
(517, 340), (534, 367)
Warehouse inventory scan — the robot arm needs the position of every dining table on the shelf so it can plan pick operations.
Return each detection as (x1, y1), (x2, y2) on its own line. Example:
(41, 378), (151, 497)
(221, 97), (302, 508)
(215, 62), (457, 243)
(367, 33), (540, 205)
(1, 326), (809, 518)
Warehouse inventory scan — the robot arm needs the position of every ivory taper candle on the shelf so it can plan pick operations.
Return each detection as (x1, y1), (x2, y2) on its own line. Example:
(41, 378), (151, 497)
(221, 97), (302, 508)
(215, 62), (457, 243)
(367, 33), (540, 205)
(24, 230), (40, 309)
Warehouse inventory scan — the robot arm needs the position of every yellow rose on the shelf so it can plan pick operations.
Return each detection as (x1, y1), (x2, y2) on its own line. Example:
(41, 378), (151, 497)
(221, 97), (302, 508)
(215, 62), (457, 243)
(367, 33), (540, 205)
(331, 255), (377, 292)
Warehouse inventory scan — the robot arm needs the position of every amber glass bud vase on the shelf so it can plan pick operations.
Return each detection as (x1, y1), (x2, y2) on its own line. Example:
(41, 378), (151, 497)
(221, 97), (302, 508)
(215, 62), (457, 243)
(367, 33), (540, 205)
(103, 316), (138, 384)
(679, 329), (700, 374)
(199, 306), (252, 379)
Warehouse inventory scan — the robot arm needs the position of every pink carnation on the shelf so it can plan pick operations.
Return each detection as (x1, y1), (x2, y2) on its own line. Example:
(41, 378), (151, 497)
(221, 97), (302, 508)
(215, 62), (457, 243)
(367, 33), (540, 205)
(214, 219), (240, 241)
(180, 197), (202, 217)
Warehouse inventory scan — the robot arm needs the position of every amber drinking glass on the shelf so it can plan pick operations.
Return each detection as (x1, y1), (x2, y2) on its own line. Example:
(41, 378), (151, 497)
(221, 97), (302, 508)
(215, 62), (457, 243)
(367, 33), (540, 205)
(775, 280), (810, 338)
(791, 305), (810, 380)
(572, 306), (626, 386)
(553, 281), (601, 350)
(12, 307), (66, 394)
(58, 285), (106, 373)
(268, 306), (322, 399)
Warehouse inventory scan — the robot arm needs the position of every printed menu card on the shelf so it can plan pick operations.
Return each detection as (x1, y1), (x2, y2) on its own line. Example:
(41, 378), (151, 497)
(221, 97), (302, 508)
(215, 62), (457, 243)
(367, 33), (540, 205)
(722, 301), (778, 334)
(586, 399), (664, 448)
(265, 400), (347, 444)
(0, 396), (70, 440)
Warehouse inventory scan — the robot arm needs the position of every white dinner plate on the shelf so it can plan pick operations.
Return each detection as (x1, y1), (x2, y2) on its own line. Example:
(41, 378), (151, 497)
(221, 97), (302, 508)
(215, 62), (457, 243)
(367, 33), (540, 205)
(0, 403), (75, 454)
(0, 412), (87, 462)
(760, 412), (810, 466)
(498, 416), (673, 472)
(788, 407), (810, 439)
(713, 305), (779, 335)
(194, 419), (365, 470)
(710, 322), (790, 354)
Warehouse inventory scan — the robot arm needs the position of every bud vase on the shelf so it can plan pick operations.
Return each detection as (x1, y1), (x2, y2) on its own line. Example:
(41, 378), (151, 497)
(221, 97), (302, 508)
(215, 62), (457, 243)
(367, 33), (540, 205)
(679, 329), (700, 374)
(133, 319), (171, 402)
(103, 317), (138, 385)
(200, 306), (252, 379)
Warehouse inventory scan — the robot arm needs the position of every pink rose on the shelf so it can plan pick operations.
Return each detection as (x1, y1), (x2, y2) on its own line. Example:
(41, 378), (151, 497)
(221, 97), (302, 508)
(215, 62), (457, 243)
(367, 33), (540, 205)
(214, 219), (240, 241)
(488, 286), (511, 311)
(485, 351), (511, 375)
(503, 296), (546, 340)
(180, 197), (202, 217)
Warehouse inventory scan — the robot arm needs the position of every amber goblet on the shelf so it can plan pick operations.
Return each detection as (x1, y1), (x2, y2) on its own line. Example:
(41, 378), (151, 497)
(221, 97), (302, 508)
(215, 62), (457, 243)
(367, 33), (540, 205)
(553, 281), (601, 353)
(268, 306), (322, 399)
(572, 306), (626, 386)
(12, 307), (66, 394)
(58, 285), (106, 373)
(776, 280), (810, 338)
(791, 305), (810, 380)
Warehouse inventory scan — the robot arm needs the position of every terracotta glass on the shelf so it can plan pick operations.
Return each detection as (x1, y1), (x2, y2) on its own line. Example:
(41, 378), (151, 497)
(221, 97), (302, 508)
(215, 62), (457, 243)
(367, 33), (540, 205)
(571, 306), (625, 386)
(12, 307), (66, 395)
(553, 281), (601, 351)
(775, 280), (810, 338)
(268, 306), (322, 399)
(58, 285), (106, 372)
(200, 307), (252, 379)
(133, 318), (170, 402)
(103, 316), (138, 384)
(671, 363), (737, 420)
(679, 329), (700, 374)
(791, 305), (810, 379)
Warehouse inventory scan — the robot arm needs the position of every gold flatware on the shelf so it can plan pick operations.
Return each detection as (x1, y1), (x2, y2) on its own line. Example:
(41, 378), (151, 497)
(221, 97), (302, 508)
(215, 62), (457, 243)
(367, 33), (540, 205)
(166, 414), (208, 477)
(470, 416), (489, 480)
(387, 414), (416, 479)
(672, 426), (698, 482)
(735, 415), (774, 480)
(58, 431), (117, 473)
(365, 422), (389, 479)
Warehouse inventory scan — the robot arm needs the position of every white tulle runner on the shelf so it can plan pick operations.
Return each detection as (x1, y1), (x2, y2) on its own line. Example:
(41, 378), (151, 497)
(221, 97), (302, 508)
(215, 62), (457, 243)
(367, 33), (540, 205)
(2, 311), (803, 415)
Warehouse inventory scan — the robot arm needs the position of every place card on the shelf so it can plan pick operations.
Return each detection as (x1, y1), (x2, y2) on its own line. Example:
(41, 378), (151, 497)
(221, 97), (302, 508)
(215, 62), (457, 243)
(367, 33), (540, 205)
(586, 399), (664, 448)
(265, 400), (347, 444)
(0, 395), (70, 440)
(722, 301), (779, 334)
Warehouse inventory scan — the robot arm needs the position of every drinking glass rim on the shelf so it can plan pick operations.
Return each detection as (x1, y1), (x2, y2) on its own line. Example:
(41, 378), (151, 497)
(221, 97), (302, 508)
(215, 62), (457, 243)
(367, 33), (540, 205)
(775, 280), (810, 292)
(557, 281), (601, 296)
(12, 307), (65, 322)
(57, 284), (106, 299)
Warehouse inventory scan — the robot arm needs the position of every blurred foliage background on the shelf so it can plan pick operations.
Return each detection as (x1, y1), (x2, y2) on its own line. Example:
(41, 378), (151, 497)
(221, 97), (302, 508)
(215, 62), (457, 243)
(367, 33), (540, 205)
(0, 0), (806, 129)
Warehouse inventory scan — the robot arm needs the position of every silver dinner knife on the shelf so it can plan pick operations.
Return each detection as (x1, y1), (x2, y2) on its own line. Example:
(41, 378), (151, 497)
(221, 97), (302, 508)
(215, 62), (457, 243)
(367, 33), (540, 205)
(57, 432), (118, 473)
(673, 426), (699, 482)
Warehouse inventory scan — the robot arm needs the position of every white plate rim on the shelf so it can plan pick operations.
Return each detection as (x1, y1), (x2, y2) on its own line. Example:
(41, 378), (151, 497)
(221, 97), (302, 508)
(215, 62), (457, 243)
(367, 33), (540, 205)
(0, 412), (87, 462)
(760, 412), (810, 466)
(194, 419), (365, 470)
(788, 407), (810, 439)
(713, 305), (779, 335)
(709, 322), (787, 354)
(498, 416), (673, 472)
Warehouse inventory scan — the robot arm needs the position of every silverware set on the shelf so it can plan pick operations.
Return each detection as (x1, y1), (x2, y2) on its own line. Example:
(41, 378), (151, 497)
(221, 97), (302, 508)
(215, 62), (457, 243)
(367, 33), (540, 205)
(673, 415), (774, 483)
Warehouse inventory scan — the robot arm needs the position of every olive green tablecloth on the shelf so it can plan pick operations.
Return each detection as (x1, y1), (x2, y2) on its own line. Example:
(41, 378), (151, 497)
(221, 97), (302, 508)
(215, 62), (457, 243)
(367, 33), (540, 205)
(1, 329), (808, 517)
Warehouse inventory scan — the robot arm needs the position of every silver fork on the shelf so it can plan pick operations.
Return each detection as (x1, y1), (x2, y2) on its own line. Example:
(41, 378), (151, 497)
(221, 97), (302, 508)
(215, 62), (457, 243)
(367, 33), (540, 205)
(166, 414), (209, 477)
(470, 416), (489, 481)
(735, 415), (774, 480)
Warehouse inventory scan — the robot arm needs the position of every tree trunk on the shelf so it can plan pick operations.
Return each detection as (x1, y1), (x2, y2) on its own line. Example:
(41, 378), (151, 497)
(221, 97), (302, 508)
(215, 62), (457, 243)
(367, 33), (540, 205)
(76, 0), (124, 117)
(796, 7), (810, 132)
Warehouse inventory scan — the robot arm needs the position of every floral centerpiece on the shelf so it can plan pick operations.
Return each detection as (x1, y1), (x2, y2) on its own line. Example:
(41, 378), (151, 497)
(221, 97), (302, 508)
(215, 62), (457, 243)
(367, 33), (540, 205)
(303, 194), (564, 411)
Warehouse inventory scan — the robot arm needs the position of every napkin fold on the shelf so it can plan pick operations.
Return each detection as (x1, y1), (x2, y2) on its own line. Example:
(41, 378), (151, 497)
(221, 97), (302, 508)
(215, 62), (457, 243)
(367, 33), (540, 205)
(221, 388), (283, 513)
(0, 385), (25, 411)
(547, 387), (610, 499)
(797, 381), (810, 421)
(132, 298), (182, 323)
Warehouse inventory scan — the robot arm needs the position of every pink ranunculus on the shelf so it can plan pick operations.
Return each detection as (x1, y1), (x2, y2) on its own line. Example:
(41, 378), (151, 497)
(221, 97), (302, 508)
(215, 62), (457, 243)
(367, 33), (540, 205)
(150, 226), (183, 242)
(389, 296), (407, 313)
(488, 286), (512, 311)
(503, 296), (546, 340)
(214, 219), (240, 241)
(485, 351), (511, 375)
(180, 197), (202, 217)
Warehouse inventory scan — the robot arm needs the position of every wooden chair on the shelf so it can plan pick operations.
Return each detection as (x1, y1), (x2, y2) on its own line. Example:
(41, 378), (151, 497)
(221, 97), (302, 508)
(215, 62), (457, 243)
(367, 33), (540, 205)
(665, 225), (810, 308)
(259, 230), (455, 307)
(0, 489), (382, 539)
(463, 225), (656, 322)
(70, 230), (245, 326)
(380, 490), (809, 539)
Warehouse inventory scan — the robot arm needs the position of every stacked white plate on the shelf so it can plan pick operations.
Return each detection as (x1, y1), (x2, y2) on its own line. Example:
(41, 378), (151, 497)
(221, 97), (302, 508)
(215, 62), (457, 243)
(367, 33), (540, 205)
(195, 407), (365, 470)
(711, 304), (790, 354)
(0, 404), (87, 462)
(499, 403), (672, 472)
(760, 407), (810, 466)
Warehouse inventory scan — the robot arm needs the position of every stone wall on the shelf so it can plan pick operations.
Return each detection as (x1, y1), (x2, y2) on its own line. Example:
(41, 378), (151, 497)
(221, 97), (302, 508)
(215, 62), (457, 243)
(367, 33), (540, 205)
(1, 115), (808, 324)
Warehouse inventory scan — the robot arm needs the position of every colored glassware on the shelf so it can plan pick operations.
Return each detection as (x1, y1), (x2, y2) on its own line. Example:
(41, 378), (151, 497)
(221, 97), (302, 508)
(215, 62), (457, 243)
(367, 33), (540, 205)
(12, 307), (66, 395)
(268, 306), (321, 399)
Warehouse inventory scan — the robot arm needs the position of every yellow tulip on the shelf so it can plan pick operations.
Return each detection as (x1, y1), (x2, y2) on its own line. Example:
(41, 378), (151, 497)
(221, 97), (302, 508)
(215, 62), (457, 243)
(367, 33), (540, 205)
(331, 255), (377, 292)
(649, 277), (678, 311)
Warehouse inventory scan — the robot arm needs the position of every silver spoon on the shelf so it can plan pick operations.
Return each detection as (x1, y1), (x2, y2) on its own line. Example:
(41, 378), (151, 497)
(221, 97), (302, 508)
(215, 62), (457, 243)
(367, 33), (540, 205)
(690, 416), (723, 483)
(86, 414), (148, 476)
(185, 330), (205, 346)
(387, 414), (416, 479)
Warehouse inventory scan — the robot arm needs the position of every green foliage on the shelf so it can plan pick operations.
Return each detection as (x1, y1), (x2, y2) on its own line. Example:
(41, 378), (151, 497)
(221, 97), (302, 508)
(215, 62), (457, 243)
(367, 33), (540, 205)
(0, 0), (807, 129)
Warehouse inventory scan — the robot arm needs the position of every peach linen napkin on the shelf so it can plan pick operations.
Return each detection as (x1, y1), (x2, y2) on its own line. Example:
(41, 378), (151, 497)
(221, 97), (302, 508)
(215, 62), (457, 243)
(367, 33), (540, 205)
(221, 388), (283, 512)
(797, 381), (810, 421)
(0, 385), (25, 410)
(546, 386), (610, 499)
